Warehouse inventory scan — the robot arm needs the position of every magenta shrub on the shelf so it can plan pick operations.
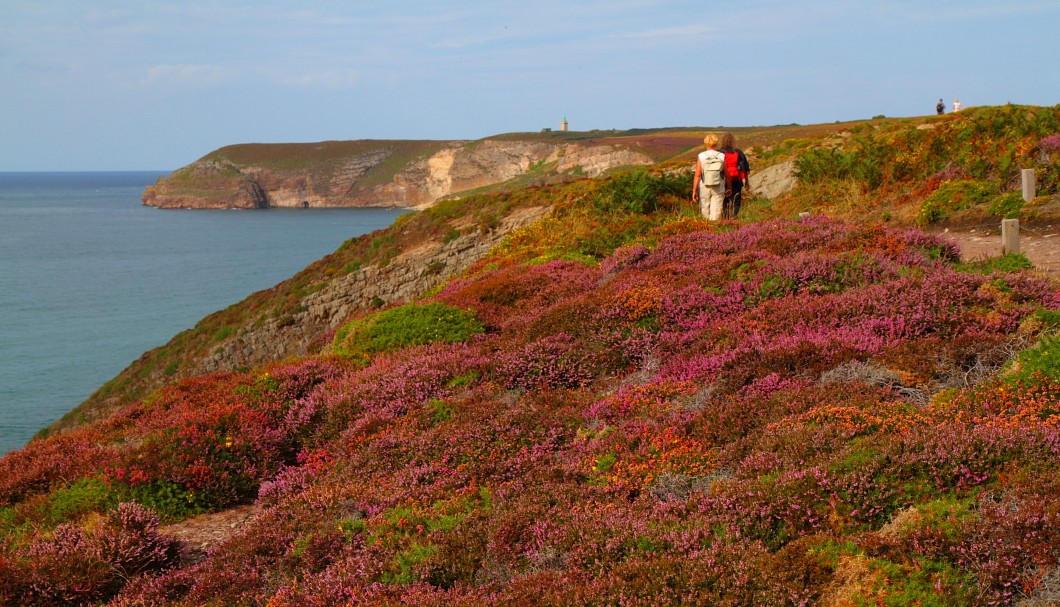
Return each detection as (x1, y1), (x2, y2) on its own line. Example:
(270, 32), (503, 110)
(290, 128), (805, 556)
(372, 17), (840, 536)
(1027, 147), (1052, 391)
(4, 503), (180, 606)
(1, 216), (1058, 606)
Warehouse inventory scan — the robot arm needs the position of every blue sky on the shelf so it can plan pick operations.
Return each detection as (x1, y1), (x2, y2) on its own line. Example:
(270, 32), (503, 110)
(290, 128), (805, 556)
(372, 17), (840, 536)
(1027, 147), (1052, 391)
(2, 1), (1058, 170)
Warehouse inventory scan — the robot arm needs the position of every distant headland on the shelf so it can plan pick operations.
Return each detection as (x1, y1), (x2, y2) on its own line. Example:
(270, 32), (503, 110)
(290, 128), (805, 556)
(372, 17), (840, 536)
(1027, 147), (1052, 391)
(142, 130), (705, 209)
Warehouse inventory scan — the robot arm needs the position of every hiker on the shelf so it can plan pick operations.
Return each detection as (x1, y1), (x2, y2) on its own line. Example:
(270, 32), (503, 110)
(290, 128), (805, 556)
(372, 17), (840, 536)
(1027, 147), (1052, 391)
(936, 99), (945, 115)
(719, 132), (751, 219)
(692, 133), (726, 221)
(953, 98), (963, 112)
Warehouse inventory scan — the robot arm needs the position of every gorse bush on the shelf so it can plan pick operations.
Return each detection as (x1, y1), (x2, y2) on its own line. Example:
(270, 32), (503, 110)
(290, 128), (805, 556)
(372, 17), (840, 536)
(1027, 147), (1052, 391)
(331, 301), (485, 363)
(916, 179), (999, 224)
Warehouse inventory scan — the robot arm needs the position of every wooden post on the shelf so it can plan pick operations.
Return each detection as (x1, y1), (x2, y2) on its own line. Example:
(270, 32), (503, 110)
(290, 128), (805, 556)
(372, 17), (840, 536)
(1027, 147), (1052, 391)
(1022, 169), (1036, 202)
(1002, 219), (1020, 255)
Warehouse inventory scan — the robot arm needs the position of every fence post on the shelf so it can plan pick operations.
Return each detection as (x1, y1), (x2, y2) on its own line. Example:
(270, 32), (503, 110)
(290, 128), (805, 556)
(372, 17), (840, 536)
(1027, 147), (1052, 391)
(1001, 219), (1020, 255)
(1022, 169), (1036, 202)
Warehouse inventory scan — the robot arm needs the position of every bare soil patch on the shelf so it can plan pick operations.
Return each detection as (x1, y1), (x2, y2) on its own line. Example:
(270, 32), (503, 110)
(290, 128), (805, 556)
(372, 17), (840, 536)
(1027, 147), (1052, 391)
(161, 504), (257, 563)
(936, 227), (1060, 280)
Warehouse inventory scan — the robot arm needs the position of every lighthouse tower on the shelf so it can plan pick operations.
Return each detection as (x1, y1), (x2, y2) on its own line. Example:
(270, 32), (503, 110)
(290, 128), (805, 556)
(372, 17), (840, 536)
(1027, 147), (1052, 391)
(560, 117), (568, 132)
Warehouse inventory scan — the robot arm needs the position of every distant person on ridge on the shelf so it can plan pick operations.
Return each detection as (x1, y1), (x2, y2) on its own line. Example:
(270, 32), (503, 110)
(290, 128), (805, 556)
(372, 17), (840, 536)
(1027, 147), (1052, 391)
(719, 132), (751, 219)
(692, 133), (726, 221)
(953, 98), (963, 112)
(936, 98), (945, 115)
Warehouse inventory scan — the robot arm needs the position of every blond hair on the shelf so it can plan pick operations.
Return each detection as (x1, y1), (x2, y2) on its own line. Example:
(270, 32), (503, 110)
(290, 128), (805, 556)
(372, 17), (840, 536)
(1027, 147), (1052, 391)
(702, 133), (719, 148)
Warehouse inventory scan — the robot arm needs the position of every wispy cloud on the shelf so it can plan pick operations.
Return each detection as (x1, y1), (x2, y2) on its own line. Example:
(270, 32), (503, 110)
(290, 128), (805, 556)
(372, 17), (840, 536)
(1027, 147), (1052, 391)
(141, 64), (228, 87)
(278, 68), (360, 89)
(623, 24), (715, 39)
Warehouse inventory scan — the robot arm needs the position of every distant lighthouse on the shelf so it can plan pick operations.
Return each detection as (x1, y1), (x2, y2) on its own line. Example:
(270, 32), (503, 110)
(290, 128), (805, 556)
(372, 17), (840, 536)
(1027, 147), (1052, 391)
(560, 117), (568, 132)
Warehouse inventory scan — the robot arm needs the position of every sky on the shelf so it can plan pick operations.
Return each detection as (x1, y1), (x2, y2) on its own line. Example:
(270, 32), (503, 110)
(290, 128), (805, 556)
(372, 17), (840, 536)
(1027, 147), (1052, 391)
(2, 1), (1058, 171)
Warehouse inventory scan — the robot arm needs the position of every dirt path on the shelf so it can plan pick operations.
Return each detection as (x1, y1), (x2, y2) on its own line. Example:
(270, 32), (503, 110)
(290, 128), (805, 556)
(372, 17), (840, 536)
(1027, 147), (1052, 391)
(937, 227), (1060, 280)
(161, 504), (257, 562)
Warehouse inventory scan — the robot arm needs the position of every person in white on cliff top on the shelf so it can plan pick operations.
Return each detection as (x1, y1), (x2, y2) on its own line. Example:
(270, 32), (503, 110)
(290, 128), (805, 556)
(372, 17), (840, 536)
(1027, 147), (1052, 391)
(692, 133), (726, 221)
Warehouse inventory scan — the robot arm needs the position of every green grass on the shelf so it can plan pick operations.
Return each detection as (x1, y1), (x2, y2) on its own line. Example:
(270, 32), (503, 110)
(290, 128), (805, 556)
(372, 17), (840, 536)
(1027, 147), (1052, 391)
(332, 301), (485, 363)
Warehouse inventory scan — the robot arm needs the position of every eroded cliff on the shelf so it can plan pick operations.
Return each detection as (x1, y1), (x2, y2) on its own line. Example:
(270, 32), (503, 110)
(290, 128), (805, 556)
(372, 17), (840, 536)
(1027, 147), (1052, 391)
(142, 136), (664, 209)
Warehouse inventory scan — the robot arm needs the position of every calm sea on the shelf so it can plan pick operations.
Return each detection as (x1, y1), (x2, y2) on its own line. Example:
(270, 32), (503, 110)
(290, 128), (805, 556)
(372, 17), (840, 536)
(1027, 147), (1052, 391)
(0, 172), (407, 454)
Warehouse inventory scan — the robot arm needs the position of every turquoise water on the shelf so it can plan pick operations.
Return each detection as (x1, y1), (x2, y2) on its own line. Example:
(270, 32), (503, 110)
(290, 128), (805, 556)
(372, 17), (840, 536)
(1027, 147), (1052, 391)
(0, 172), (407, 454)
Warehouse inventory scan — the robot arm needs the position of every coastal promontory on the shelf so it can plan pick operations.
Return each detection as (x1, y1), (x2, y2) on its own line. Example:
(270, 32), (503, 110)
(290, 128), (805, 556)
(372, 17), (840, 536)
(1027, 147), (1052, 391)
(142, 131), (700, 209)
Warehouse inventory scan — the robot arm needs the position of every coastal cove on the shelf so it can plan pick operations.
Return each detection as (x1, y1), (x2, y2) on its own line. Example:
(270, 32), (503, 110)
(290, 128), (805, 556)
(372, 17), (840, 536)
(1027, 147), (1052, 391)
(0, 172), (407, 454)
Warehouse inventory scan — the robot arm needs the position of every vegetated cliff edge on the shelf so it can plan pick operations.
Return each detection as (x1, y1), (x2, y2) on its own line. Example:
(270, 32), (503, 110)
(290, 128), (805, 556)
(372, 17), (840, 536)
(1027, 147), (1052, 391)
(142, 132), (693, 209)
(55, 195), (556, 433)
(69, 107), (1060, 435)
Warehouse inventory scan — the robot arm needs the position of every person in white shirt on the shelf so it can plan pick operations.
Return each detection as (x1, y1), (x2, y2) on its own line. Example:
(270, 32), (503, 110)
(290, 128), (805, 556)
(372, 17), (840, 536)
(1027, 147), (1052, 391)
(953, 98), (963, 112)
(692, 133), (726, 221)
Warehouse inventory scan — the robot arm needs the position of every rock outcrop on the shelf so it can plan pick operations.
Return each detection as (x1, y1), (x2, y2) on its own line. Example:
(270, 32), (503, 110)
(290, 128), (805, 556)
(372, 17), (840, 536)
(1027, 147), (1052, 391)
(752, 160), (796, 200)
(143, 138), (658, 210)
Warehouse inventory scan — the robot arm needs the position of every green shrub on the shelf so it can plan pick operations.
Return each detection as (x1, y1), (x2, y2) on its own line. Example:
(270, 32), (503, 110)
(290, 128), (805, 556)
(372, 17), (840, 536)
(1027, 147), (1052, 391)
(128, 480), (211, 521)
(36, 477), (118, 526)
(592, 169), (688, 214)
(389, 542), (440, 585)
(1006, 335), (1060, 383)
(1031, 308), (1060, 331)
(332, 302), (484, 362)
(988, 191), (1024, 219)
(916, 179), (998, 225)
(957, 253), (1033, 275)
(427, 398), (455, 423)
(212, 325), (235, 342)
(795, 141), (887, 189)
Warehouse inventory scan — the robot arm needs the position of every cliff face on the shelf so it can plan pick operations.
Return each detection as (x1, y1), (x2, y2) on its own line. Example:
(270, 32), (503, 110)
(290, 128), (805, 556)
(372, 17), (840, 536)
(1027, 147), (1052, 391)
(195, 205), (552, 375)
(143, 138), (658, 209)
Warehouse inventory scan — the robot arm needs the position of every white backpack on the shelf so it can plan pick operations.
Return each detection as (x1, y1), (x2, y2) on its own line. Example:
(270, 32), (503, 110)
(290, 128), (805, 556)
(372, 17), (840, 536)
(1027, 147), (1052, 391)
(700, 153), (724, 186)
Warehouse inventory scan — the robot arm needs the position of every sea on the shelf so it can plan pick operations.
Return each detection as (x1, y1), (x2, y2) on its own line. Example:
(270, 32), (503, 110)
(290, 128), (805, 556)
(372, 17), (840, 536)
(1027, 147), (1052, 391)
(0, 172), (407, 455)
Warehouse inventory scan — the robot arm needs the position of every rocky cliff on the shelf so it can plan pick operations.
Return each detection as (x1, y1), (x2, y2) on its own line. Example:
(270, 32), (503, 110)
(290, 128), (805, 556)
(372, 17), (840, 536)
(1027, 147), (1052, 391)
(195, 205), (552, 375)
(142, 136), (664, 209)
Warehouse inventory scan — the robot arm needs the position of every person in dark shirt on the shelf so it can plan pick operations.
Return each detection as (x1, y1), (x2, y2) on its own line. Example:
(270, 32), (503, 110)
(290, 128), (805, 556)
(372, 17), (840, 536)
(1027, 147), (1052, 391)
(936, 98), (945, 115)
(718, 132), (751, 219)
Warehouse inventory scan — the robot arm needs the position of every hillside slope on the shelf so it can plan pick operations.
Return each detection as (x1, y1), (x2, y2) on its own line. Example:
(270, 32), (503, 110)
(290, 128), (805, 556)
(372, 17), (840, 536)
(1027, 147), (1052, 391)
(69, 106), (1057, 434)
(3, 106), (1059, 607)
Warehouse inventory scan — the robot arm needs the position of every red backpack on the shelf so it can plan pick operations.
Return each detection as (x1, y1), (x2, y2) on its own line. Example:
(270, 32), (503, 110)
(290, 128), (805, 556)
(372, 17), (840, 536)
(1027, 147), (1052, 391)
(724, 151), (742, 180)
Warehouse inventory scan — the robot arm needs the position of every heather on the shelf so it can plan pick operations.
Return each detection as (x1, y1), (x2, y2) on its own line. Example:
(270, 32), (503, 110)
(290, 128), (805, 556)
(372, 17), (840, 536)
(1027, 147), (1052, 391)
(58, 106), (1060, 432)
(4, 106), (1060, 605)
(2, 208), (1059, 606)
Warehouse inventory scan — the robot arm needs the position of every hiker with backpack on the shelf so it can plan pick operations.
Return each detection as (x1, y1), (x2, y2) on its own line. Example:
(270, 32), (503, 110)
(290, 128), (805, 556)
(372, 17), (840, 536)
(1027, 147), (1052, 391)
(936, 99), (945, 115)
(692, 133), (726, 220)
(719, 132), (751, 219)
